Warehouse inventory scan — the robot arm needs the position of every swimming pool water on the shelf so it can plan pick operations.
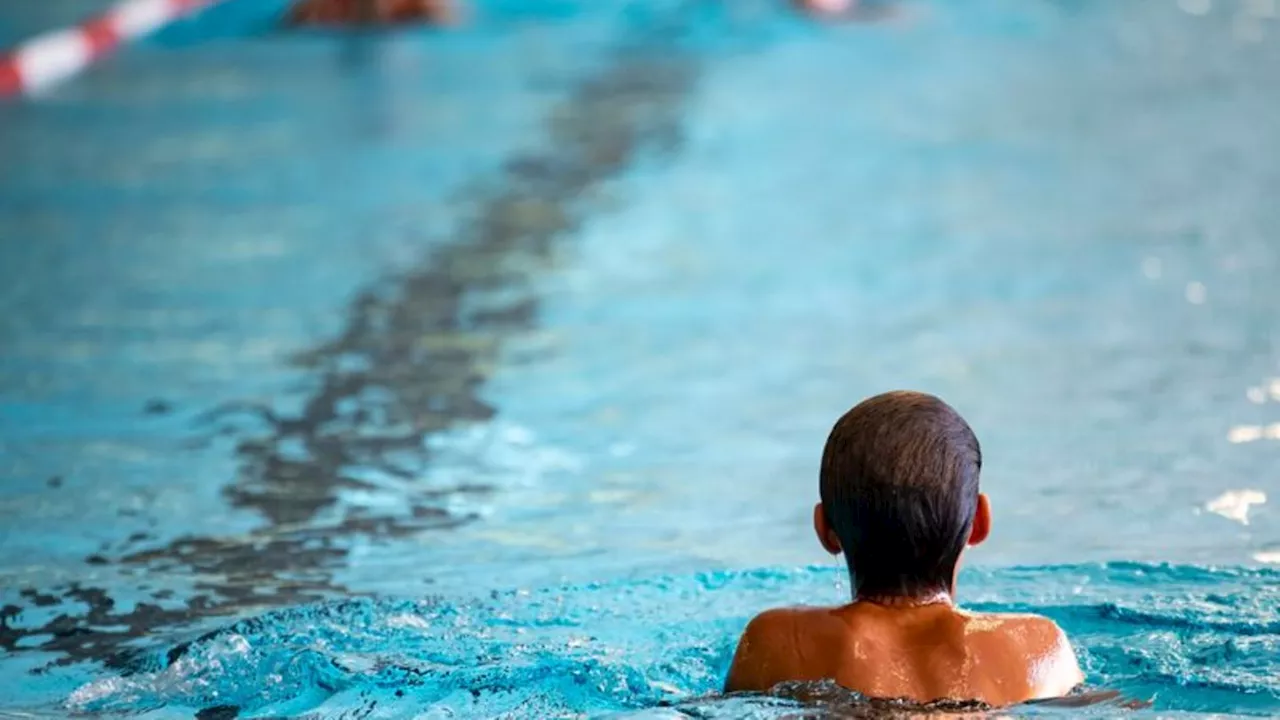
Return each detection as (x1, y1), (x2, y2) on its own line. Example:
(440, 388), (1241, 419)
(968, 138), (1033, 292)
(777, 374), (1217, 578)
(2, 0), (1280, 716)
(58, 565), (1280, 717)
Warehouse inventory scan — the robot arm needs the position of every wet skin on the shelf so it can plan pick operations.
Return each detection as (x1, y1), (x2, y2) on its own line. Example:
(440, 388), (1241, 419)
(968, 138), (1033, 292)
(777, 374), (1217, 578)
(725, 599), (1084, 706)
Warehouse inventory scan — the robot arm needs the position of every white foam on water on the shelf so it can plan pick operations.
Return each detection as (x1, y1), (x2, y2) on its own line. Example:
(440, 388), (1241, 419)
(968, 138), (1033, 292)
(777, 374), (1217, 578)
(67, 633), (253, 712)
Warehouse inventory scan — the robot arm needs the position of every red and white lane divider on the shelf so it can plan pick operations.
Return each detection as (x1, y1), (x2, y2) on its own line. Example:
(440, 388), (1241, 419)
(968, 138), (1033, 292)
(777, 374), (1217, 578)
(0, 0), (223, 98)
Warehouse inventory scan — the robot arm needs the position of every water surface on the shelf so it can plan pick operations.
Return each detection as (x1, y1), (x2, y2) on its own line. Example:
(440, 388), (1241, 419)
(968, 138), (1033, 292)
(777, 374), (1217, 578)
(2, 0), (1280, 716)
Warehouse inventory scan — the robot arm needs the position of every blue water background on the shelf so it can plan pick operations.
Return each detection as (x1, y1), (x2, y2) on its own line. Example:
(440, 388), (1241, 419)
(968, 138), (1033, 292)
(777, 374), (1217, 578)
(2, 0), (1280, 716)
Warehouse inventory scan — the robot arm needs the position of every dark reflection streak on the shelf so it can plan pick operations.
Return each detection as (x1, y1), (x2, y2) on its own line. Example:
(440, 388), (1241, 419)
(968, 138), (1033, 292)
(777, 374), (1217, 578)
(0, 18), (698, 672)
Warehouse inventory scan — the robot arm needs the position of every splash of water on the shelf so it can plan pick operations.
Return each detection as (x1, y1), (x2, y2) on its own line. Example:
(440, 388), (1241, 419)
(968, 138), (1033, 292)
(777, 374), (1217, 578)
(65, 564), (1280, 718)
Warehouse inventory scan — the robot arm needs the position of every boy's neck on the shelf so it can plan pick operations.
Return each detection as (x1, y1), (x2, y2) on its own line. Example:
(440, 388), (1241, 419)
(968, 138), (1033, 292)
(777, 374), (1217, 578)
(856, 589), (953, 609)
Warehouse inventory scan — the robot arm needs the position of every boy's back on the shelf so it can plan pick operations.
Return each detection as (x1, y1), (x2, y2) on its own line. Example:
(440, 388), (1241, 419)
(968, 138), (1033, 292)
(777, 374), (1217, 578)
(724, 391), (1084, 706)
(726, 602), (1083, 705)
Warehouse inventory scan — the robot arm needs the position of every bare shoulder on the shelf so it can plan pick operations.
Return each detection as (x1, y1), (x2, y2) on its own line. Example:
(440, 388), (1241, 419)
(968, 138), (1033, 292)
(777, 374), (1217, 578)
(961, 610), (1063, 641)
(1010, 614), (1078, 659)
(725, 607), (832, 693)
(967, 612), (1084, 698)
(747, 606), (805, 628)
(735, 607), (811, 657)
(744, 605), (839, 638)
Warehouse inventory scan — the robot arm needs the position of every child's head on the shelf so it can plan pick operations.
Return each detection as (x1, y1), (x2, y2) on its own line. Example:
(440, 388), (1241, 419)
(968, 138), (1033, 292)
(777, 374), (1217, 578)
(814, 391), (989, 599)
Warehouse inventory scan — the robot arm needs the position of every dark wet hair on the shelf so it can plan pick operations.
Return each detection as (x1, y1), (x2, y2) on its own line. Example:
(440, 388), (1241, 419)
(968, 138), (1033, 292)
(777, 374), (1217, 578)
(819, 391), (982, 599)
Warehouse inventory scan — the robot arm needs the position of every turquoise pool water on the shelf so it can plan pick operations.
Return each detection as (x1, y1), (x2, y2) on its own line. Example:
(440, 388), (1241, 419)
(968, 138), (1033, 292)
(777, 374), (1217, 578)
(2, 0), (1280, 716)
(56, 565), (1280, 717)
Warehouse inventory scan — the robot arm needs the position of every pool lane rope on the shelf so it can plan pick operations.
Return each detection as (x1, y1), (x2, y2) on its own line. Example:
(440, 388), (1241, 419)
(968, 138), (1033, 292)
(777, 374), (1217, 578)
(0, 0), (223, 98)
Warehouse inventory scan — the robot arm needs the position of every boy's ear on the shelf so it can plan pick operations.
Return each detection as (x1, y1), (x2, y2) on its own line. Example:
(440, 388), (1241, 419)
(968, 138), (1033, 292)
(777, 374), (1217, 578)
(813, 503), (842, 555)
(968, 493), (991, 546)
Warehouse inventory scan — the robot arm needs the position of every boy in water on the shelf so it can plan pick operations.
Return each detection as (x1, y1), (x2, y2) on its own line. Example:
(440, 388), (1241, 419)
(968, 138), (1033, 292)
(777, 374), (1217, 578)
(725, 391), (1084, 706)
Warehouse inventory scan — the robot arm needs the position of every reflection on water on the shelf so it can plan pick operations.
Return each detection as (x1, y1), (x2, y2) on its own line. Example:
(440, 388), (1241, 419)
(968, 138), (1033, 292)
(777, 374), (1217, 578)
(0, 15), (695, 672)
(1204, 489), (1267, 525)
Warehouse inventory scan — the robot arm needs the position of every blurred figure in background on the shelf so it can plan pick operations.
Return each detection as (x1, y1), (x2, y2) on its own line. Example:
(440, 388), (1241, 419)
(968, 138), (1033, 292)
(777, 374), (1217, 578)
(797, 0), (855, 15)
(287, 0), (877, 28)
(795, 0), (900, 21)
(288, 0), (457, 26)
